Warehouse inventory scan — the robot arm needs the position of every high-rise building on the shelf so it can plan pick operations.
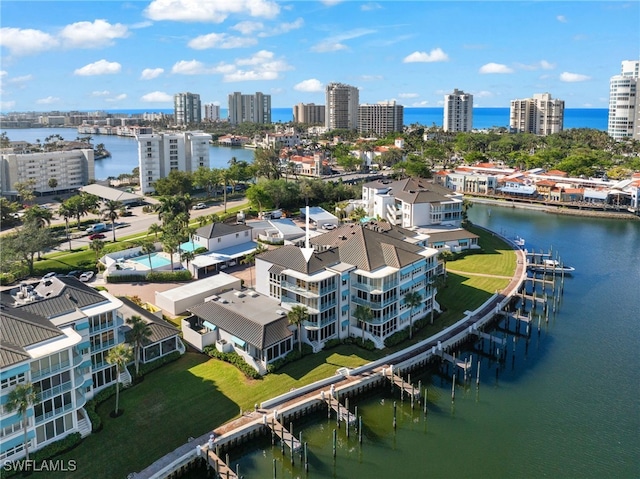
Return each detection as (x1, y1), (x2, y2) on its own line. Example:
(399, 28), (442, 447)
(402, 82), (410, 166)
(137, 131), (211, 194)
(357, 101), (404, 135)
(443, 89), (473, 132)
(293, 103), (325, 124)
(608, 60), (639, 140)
(325, 82), (359, 130)
(174, 92), (202, 125)
(204, 103), (221, 122)
(228, 92), (271, 125)
(509, 93), (564, 135)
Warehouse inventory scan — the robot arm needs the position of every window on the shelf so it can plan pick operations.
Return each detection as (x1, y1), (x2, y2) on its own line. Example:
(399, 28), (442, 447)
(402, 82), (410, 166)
(0, 372), (25, 390)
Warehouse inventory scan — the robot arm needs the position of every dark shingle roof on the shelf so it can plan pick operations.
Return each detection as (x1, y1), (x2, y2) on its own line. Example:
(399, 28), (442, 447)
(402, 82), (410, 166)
(426, 229), (479, 243)
(188, 292), (292, 349)
(0, 307), (64, 368)
(311, 224), (425, 272)
(118, 297), (180, 345)
(7, 276), (108, 319)
(196, 222), (252, 239)
(259, 245), (341, 275)
(365, 177), (456, 205)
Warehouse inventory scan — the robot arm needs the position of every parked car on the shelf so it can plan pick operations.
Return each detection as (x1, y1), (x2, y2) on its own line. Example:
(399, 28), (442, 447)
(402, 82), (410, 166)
(86, 223), (107, 234)
(79, 271), (95, 282)
(89, 233), (106, 240)
(67, 270), (82, 278)
(193, 202), (207, 210)
(42, 272), (57, 279)
(323, 223), (337, 230)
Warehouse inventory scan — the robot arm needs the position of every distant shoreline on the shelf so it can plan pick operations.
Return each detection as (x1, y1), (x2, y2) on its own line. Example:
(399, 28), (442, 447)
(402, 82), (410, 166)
(468, 196), (639, 220)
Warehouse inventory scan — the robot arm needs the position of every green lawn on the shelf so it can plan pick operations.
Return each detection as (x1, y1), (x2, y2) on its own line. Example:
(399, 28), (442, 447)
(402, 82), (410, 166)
(42, 223), (517, 479)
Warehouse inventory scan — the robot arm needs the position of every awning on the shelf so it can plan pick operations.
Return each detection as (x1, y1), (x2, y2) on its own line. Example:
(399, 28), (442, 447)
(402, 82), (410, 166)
(230, 335), (246, 347)
(203, 321), (217, 331)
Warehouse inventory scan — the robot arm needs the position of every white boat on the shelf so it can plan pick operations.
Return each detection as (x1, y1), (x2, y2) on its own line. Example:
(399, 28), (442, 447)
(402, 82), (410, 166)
(513, 236), (526, 248)
(528, 259), (575, 274)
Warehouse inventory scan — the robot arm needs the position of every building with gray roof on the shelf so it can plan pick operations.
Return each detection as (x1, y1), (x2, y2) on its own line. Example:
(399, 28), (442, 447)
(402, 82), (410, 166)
(184, 289), (293, 374)
(361, 177), (464, 228)
(255, 223), (439, 351)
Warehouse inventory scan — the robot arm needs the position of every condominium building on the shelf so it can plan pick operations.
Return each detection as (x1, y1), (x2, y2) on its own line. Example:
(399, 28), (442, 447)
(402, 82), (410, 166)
(509, 93), (564, 135)
(0, 149), (94, 198)
(358, 101), (404, 135)
(174, 92), (202, 125)
(325, 82), (359, 130)
(0, 277), (124, 462)
(361, 177), (464, 228)
(204, 103), (221, 122)
(443, 89), (473, 132)
(137, 131), (211, 194)
(254, 222), (439, 350)
(293, 103), (325, 124)
(608, 60), (639, 140)
(228, 92), (271, 125)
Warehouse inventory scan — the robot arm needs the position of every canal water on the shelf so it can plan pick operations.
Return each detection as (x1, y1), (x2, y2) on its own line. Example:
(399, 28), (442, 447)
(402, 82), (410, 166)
(199, 205), (639, 479)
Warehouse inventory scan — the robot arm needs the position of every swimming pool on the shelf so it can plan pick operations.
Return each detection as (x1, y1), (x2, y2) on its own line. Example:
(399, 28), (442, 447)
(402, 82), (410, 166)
(131, 252), (172, 269)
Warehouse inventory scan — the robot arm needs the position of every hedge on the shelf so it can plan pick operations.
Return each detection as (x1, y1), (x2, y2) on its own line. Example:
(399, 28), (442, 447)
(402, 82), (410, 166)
(1, 433), (82, 478)
(106, 274), (147, 283)
(146, 270), (192, 282)
(203, 347), (262, 379)
(266, 344), (313, 373)
(134, 350), (182, 378)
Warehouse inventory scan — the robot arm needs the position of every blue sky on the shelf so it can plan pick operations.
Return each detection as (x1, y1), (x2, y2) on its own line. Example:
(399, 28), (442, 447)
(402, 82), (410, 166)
(1, 1), (638, 112)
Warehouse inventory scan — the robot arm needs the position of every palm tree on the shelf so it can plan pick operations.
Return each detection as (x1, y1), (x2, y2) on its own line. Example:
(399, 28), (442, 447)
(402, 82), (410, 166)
(353, 304), (373, 344)
(57, 202), (74, 250)
(140, 240), (156, 271)
(126, 315), (152, 376)
(23, 205), (53, 229)
(90, 238), (105, 262)
(403, 291), (422, 339)
(287, 305), (308, 353)
(438, 250), (455, 278)
(180, 250), (195, 271)
(6, 383), (39, 461)
(102, 200), (123, 242)
(350, 206), (368, 223)
(240, 244), (267, 288)
(147, 223), (162, 240)
(106, 343), (133, 416)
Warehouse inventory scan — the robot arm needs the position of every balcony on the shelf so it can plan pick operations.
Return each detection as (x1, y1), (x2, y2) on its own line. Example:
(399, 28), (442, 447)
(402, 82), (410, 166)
(280, 281), (319, 298)
(280, 296), (319, 314)
(352, 279), (398, 293)
(39, 381), (73, 402)
(35, 402), (74, 424)
(89, 321), (115, 334)
(351, 295), (397, 309)
(31, 360), (71, 381)
(91, 338), (116, 353)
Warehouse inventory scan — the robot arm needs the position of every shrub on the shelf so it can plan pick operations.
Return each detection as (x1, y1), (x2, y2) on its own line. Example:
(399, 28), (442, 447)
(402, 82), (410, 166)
(0, 272), (16, 286)
(135, 350), (182, 378)
(2, 433), (82, 478)
(266, 344), (313, 373)
(323, 338), (342, 350)
(203, 347), (262, 379)
(85, 384), (118, 433)
(146, 270), (192, 282)
(194, 247), (208, 255)
(106, 274), (147, 283)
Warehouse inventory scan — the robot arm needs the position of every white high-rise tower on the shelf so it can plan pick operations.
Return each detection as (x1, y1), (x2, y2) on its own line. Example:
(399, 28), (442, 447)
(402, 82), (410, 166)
(325, 82), (359, 130)
(608, 60), (639, 140)
(443, 89), (473, 132)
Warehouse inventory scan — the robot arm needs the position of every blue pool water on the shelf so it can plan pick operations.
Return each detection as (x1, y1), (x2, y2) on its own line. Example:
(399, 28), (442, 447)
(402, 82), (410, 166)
(131, 252), (171, 269)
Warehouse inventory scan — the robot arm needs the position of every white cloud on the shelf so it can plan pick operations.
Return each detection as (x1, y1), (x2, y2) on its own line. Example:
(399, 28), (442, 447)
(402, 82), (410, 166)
(105, 94), (127, 102)
(145, 0), (280, 23)
(411, 100), (430, 107)
(473, 90), (494, 98)
(516, 60), (556, 71)
(479, 63), (513, 74)
(0, 100), (16, 110)
(74, 60), (122, 76)
(294, 79), (324, 92)
(60, 19), (129, 49)
(171, 60), (212, 75)
(311, 42), (346, 53)
(556, 15), (567, 23)
(360, 75), (383, 81)
(259, 18), (304, 37)
(320, 0), (343, 5)
(231, 21), (264, 35)
(361, 3), (382, 11)
(6, 74), (33, 84)
(0, 27), (59, 56)
(311, 28), (375, 53)
(189, 33), (257, 50)
(403, 48), (449, 63)
(398, 93), (419, 98)
(141, 68), (164, 80)
(560, 71), (590, 82)
(36, 96), (60, 105)
(92, 90), (111, 97)
(141, 91), (173, 102)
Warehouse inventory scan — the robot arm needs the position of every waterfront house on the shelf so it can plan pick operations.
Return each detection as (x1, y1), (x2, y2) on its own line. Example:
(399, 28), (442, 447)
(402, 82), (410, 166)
(185, 290), (294, 375)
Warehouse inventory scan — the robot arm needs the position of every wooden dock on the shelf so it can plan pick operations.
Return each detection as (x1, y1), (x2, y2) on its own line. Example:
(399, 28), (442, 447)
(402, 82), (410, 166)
(267, 418), (302, 452)
(437, 350), (472, 373)
(498, 310), (533, 323)
(206, 449), (237, 478)
(322, 395), (357, 425)
(386, 370), (421, 400)
(472, 329), (506, 346)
